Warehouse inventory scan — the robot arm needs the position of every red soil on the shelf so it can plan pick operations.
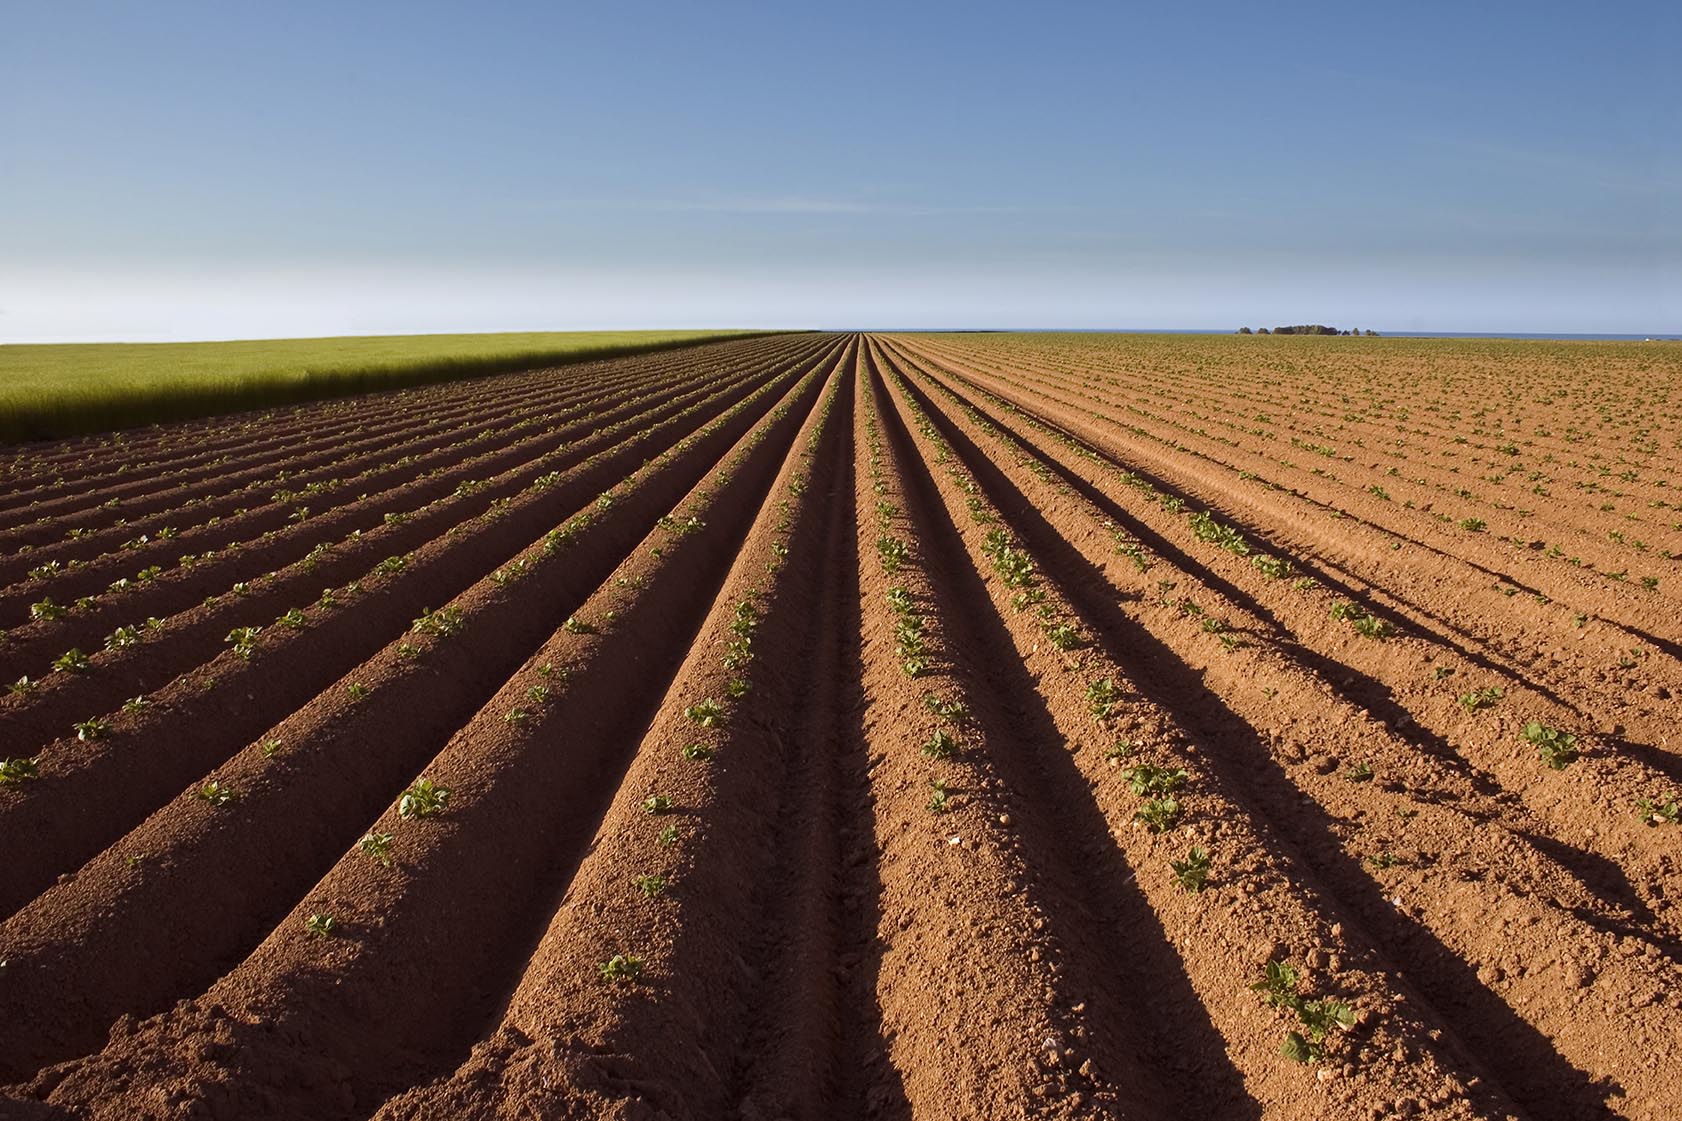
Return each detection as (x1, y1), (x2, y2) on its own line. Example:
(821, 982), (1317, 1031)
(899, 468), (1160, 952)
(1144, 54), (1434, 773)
(1, 332), (1678, 1121)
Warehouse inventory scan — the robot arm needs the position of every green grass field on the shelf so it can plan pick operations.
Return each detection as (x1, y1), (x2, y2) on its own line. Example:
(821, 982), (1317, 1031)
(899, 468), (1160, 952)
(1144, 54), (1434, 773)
(0, 330), (786, 445)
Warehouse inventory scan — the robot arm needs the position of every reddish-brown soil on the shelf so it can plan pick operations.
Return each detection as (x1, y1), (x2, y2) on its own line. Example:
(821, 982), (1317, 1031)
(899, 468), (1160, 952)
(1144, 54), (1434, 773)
(1, 332), (1678, 1121)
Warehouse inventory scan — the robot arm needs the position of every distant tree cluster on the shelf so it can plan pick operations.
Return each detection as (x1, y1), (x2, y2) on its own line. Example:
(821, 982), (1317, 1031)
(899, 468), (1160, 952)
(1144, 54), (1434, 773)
(1236, 325), (1379, 336)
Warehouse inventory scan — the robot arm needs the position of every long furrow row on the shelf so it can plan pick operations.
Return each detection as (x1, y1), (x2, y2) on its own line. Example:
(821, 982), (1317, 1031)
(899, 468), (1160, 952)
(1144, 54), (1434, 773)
(880, 338), (1682, 936)
(0, 345), (692, 589)
(0, 337), (842, 919)
(0, 335), (805, 523)
(899, 335), (1680, 640)
(871, 340), (1681, 1118)
(0, 338), (848, 1114)
(901, 335), (1680, 589)
(0, 338), (822, 681)
(2, 332), (1678, 1120)
(0, 335), (814, 634)
(888, 337), (1682, 787)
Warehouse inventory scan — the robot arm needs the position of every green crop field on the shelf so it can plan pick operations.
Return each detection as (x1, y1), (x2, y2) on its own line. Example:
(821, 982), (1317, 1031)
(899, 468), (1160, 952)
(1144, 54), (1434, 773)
(0, 330), (786, 444)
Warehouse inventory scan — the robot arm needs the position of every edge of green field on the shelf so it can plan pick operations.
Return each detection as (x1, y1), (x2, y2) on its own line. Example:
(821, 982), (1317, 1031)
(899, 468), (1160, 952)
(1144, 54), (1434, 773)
(0, 329), (798, 445)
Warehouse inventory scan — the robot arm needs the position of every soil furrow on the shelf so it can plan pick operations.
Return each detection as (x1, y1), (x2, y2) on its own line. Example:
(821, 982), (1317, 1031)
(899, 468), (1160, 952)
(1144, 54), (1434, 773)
(0, 349), (839, 1084)
(0, 354), (821, 919)
(377, 356), (855, 1121)
(877, 342), (1678, 1119)
(0, 350), (686, 588)
(0, 340), (815, 653)
(886, 339), (1682, 941)
(871, 341), (1522, 1119)
(0, 343), (822, 753)
(3, 354), (847, 1121)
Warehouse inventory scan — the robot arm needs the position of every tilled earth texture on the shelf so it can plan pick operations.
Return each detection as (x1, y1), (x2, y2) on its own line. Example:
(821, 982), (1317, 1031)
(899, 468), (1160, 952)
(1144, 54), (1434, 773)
(1, 332), (1678, 1121)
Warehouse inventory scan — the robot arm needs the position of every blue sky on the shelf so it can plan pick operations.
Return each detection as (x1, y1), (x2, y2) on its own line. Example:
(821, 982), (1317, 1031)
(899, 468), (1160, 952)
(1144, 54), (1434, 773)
(2, 0), (1677, 340)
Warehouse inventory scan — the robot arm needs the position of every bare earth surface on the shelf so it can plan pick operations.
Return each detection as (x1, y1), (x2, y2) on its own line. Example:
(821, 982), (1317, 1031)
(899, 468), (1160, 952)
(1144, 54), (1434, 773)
(0, 331), (1677, 1120)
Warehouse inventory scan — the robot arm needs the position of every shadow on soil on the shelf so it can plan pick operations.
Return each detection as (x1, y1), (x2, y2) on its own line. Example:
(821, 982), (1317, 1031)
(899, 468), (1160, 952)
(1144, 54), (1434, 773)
(905, 351), (1578, 711)
(901, 357), (1624, 1121)
(875, 354), (1257, 1120)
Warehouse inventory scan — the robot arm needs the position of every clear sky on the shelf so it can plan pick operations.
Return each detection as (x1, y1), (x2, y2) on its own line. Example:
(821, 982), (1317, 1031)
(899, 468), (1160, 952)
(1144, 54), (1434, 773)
(3, 0), (1677, 340)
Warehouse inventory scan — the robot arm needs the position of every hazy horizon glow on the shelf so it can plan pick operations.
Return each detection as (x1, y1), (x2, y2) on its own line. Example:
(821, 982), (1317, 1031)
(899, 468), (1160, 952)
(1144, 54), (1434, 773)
(3, 1), (1677, 342)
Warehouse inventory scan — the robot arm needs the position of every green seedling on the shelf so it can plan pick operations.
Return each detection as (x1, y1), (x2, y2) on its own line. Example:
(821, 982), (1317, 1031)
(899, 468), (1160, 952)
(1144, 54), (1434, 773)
(9, 676), (37, 696)
(876, 535), (910, 574)
(1366, 851), (1403, 869)
(1086, 678), (1120, 721)
(104, 624), (142, 651)
(922, 729), (959, 760)
(992, 546), (1037, 589)
(1045, 621), (1083, 651)
(634, 874), (667, 898)
(685, 698), (725, 727)
(29, 598), (65, 622)
(1122, 763), (1188, 796)
(122, 695), (147, 714)
(923, 693), (966, 721)
(1523, 721), (1578, 769)
(280, 607), (307, 629)
(562, 615), (596, 635)
(359, 831), (395, 867)
(725, 677), (751, 698)
(399, 778), (450, 818)
(1344, 761), (1374, 783)
(1353, 614), (1393, 640)
(1117, 540), (1153, 572)
(642, 794), (674, 815)
(1282, 998), (1356, 1064)
(505, 707), (529, 726)
(1135, 796), (1181, 833)
(197, 780), (237, 806)
(1459, 686), (1503, 712)
(0, 757), (40, 784)
(304, 913), (337, 938)
(1171, 846), (1212, 892)
(526, 683), (550, 705)
(225, 626), (261, 658)
(411, 605), (465, 638)
(1433, 665), (1455, 681)
(73, 717), (110, 742)
(682, 742), (715, 762)
(346, 682), (370, 702)
(926, 778), (951, 814)
(1636, 794), (1679, 826)
(53, 648), (91, 673)
(261, 739), (282, 758)
(1104, 739), (1135, 764)
(1251, 959), (1300, 1009)
(656, 824), (679, 847)
(600, 954), (643, 983)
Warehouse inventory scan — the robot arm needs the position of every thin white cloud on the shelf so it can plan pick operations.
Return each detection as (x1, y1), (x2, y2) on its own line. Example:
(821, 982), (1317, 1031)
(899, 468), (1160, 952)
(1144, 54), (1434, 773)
(1427, 136), (1682, 197)
(531, 196), (1058, 216)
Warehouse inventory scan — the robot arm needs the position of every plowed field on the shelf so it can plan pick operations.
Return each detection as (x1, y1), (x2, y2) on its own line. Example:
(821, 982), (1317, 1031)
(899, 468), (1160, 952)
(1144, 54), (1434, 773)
(2, 332), (1678, 1121)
